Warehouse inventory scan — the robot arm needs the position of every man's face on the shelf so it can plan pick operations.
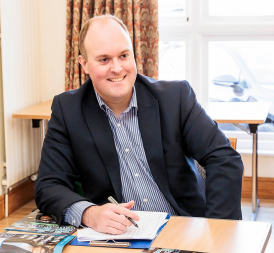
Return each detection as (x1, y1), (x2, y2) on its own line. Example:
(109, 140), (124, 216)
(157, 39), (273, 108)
(79, 19), (137, 105)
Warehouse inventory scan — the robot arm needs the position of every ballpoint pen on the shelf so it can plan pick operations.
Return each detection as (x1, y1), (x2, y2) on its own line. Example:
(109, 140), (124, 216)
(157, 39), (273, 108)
(108, 196), (139, 228)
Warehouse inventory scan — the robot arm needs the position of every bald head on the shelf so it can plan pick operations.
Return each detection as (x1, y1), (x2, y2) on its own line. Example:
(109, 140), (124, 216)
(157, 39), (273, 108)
(79, 15), (131, 61)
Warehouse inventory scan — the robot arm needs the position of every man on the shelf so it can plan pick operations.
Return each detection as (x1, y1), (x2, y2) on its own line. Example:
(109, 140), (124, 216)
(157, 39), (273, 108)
(35, 15), (243, 235)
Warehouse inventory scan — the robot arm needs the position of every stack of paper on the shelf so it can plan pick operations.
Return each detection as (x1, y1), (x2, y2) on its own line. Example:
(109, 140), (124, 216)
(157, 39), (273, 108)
(77, 211), (169, 241)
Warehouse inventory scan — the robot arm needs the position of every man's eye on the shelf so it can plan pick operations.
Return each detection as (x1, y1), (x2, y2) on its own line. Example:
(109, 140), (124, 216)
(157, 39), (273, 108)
(121, 54), (128, 58)
(100, 58), (108, 62)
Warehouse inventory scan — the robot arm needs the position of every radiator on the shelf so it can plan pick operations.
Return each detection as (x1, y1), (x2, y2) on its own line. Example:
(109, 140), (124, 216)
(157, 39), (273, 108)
(1, 0), (42, 188)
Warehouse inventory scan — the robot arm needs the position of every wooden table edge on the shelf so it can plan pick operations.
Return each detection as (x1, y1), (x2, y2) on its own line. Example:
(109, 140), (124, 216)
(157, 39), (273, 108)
(214, 119), (266, 124)
(12, 114), (51, 120)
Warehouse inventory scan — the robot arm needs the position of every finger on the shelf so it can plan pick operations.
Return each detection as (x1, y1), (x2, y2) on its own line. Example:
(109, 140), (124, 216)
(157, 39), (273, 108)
(108, 218), (129, 231)
(120, 200), (135, 209)
(120, 207), (140, 221)
(108, 203), (140, 222)
(107, 210), (133, 227)
(105, 225), (125, 235)
(115, 208), (140, 222)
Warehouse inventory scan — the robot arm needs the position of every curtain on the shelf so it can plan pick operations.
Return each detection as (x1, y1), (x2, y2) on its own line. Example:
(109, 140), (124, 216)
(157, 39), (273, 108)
(65, 0), (158, 91)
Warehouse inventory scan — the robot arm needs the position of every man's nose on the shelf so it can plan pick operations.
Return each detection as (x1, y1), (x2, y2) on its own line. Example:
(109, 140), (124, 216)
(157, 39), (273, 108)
(110, 59), (122, 73)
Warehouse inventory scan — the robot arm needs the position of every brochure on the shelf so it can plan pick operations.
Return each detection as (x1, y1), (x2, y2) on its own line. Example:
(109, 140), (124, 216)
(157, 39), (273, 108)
(5, 209), (76, 235)
(0, 233), (75, 253)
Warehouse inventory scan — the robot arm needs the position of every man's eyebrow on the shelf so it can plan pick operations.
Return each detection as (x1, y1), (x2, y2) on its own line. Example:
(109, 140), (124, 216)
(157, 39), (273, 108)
(120, 49), (130, 54)
(95, 50), (131, 59)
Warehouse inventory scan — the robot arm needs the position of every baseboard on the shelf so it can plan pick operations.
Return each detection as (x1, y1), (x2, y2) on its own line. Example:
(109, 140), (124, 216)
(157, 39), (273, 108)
(242, 176), (274, 199)
(8, 179), (35, 215)
(0, 195), (5, 220)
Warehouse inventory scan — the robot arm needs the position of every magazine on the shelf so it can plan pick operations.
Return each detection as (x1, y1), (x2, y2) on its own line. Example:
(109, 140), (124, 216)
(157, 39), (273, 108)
(0, 233), (75, 253)
(5, 209), (76, 235)
(141, 248), (207, 253)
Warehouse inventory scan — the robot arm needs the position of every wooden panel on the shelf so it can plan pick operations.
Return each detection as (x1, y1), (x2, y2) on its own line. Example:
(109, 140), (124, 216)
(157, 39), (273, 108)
(8, 179), (35, 215)
(242, 176), (274, 199)
(0, 195), (5, 220)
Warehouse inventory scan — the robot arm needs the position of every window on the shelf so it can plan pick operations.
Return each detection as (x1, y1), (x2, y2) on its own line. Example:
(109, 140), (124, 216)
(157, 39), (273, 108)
(159, 41), (186, 81)
(208, 0), (274, 17)
(158, 0), (274, 153)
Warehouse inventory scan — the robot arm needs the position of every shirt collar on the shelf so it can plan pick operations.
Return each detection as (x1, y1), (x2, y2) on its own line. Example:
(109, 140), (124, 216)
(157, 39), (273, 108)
(94, 86), (138, 114)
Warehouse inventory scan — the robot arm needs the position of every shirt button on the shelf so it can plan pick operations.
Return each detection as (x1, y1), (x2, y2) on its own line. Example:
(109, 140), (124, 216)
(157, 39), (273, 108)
(117, 123), (121, 127)
(125, 148), (129, 153)
(143, 199), (148, 202)
(135, 173), (139, 177)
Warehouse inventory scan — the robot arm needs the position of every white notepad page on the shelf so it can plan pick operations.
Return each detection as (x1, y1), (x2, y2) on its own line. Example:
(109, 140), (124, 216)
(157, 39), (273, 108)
(77, 211), (169, 241)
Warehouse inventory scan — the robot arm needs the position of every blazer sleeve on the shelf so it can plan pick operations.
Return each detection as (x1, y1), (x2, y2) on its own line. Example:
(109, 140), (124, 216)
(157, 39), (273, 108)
(35, 96), (91, 225)
(180, 81), (244, 219)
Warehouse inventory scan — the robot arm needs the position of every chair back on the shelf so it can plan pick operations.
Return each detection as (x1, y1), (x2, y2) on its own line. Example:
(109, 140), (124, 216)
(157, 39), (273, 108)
(229, 137), (237, 150)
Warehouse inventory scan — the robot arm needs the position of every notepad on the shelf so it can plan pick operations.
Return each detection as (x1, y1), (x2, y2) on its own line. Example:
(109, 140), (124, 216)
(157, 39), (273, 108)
(77, 211), (169, 241)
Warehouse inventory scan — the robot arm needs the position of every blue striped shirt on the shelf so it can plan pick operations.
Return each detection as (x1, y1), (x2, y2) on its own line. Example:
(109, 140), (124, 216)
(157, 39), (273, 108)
(63, 87), (177, 227)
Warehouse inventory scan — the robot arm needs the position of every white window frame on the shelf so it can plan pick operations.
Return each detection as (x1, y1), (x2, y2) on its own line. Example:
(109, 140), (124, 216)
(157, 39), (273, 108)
(159, 0), (274, 155)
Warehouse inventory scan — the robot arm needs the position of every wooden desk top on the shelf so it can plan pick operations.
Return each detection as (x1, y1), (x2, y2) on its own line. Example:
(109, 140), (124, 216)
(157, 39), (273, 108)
(12, 100), (271, 125)
(62, 216), (271, 253)
(12, 100), (52, 120)
(206, 102), (271, 124)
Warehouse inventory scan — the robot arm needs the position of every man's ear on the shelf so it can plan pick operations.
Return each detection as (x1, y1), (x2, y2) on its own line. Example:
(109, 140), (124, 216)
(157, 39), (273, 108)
(79, 55), (89, 74)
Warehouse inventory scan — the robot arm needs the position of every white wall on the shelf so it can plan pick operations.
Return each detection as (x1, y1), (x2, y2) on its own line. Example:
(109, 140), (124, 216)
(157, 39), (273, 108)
(241, 154), (274, 178)
(0, 0), (66, 188)
(1, 0), (42, 187)
(39, 0), (66, 101)
(0, 35), (5, 196)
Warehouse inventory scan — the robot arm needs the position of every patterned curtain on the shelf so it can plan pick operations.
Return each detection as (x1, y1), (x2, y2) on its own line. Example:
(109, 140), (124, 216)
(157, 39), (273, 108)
(65, 0), (158, 91)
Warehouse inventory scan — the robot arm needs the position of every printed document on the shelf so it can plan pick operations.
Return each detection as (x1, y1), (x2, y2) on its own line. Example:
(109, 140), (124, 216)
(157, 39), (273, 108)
(77, 211), (169, 241)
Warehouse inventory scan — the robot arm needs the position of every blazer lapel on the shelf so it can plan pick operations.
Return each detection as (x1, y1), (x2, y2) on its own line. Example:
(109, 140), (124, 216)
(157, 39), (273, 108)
(135, 80), (179, 211)
(82, 85), (122, 202)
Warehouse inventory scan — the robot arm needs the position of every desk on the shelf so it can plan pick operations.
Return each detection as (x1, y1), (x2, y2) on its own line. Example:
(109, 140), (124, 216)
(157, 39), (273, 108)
(206, 102), (271, 221)
(12, 101), (271, 220)
(12, 100), (52, 148)
(62, 216), (272, 253)
(12, 100), (52, 120)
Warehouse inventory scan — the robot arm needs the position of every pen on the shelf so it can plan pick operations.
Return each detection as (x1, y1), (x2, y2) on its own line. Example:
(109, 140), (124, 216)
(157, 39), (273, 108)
(108, 196), (139, 228)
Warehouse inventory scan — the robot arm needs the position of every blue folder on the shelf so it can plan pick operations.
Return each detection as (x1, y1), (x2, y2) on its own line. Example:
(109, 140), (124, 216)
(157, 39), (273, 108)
(70, 214), (171, 249)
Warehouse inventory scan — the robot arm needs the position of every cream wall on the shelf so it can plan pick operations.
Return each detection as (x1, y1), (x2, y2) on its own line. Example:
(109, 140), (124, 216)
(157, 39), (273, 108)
(0, 0), (66, 189)
(0, 42), (5, 195)
(39, 0), (66, 101)
(241, 154), (274, 178)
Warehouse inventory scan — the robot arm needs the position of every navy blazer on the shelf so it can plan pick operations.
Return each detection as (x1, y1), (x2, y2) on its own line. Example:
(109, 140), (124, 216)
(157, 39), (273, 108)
(35, 74), (243, 224)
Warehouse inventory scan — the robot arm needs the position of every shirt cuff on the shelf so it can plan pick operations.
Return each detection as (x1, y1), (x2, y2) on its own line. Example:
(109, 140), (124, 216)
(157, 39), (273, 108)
(63, 201), (95, 228)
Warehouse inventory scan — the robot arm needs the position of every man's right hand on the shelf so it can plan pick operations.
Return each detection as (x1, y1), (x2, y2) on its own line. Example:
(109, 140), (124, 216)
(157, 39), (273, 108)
(81, 200), (140, 235)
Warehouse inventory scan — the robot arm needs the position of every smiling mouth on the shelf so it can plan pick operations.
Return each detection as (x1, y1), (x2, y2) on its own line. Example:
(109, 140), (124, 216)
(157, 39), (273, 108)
(108, 75), (126, 82)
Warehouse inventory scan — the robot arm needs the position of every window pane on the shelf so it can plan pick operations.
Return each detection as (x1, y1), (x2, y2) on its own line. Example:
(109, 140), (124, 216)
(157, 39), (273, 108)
(209, 41), (274, 132)
(159, 41), (186, 81)
(209, 0), (274, 17)
(158, 0), (185, 17)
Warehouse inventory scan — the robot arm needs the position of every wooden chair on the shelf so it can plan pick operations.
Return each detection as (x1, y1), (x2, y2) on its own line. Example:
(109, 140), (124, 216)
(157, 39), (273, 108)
(197, 138), (237, 179)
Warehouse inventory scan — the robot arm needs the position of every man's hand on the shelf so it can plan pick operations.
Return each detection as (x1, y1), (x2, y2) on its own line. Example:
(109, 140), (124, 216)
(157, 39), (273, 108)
(81, 200), (140, 235)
